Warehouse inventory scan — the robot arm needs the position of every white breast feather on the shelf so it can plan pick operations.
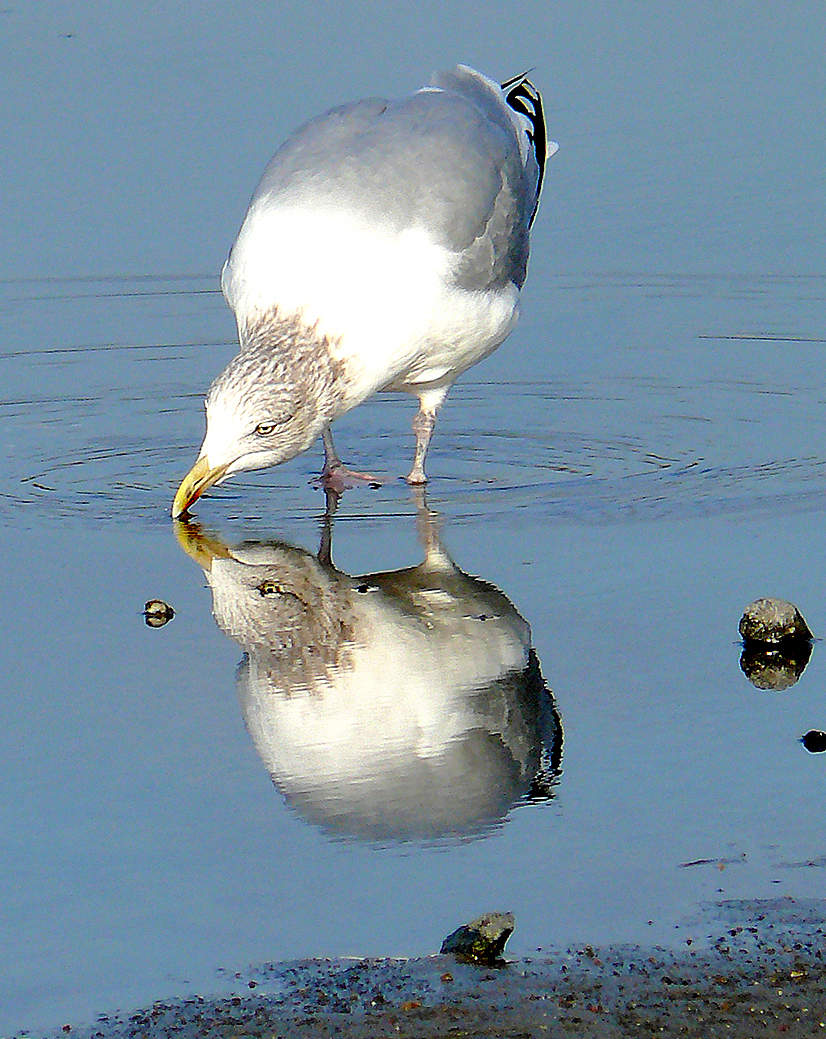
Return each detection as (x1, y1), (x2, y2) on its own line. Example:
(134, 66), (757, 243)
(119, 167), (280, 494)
(223, 203), (520, 408)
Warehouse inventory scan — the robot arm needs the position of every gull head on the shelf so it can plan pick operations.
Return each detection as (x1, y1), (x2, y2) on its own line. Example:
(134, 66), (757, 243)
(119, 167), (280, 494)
(173, 315), (339, 518)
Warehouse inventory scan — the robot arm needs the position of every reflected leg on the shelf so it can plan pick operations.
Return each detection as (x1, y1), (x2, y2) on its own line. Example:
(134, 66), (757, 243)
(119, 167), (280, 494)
(317, 486), (340, 568)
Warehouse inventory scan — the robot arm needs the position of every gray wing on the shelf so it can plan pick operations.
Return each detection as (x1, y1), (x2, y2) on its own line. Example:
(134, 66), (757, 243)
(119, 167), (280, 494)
(248, 73), (539, 291)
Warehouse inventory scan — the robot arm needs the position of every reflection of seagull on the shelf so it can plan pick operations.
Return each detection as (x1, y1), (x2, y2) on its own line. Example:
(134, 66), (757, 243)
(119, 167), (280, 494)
(172, 65), (556, 517)
(175, 502), (562, 843)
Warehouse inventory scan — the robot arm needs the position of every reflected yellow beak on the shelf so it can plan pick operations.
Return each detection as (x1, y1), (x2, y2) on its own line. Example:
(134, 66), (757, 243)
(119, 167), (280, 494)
(171, 455), (230, 519)
(172, 518), (233, 568)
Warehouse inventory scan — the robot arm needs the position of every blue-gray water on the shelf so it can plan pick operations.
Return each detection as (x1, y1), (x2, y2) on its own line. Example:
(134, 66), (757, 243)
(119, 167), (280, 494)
(3, 2), (826, 1034)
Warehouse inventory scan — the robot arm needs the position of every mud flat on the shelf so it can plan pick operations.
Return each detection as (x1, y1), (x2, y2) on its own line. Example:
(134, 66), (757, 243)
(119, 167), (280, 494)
(17, 898), (826, 1039)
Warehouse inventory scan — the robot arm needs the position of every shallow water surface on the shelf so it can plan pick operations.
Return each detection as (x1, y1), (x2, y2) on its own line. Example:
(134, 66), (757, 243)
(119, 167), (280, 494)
(4, 271), (826, 1034)
(3, 3), (826, 1034)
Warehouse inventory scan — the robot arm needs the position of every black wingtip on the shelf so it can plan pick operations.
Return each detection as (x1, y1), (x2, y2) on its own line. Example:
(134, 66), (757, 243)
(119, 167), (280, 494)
(502, 73), (547, 227)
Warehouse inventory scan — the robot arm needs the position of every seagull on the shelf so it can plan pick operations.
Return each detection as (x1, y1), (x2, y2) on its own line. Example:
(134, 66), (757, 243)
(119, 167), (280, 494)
(172, 65), (555, 518)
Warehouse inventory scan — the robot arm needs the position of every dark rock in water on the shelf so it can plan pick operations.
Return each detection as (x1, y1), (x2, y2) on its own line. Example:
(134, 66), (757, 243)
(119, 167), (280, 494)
(738, 599), (814, 689)
(739, 598), (812, 644)
(740, 639), (812, 690)
(801, 730), (826, 753)
(440, 911), (514, 964)
(144, 599), (175, 627)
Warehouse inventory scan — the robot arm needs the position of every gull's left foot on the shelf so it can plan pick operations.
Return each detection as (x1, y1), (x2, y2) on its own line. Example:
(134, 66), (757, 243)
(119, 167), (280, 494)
(315, 463), (384, 494)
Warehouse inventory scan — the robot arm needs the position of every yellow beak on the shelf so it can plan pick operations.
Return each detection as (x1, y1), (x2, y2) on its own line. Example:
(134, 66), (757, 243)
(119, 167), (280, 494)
(171, 455), (229, 519)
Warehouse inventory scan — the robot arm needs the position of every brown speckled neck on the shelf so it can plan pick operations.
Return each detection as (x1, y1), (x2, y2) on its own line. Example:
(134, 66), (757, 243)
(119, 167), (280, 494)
(239, 307), (349, 421)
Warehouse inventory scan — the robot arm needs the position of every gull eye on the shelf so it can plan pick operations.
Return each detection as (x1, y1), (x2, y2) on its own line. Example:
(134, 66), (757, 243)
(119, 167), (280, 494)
(252, 409), (293, 438)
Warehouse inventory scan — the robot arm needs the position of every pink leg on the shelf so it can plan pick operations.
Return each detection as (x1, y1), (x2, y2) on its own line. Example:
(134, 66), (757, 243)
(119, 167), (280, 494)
(318, 425), (382, 492)
(407, 408), (435, 484)
(406, 388), (448, 485)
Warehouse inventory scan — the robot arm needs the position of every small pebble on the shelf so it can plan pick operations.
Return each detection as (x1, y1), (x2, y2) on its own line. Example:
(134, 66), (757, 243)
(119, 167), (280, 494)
(801, 730), (826, 754)
(441, 911), (515, 965)
(739, 598), (812, 644)
(144, 599), (175, 627)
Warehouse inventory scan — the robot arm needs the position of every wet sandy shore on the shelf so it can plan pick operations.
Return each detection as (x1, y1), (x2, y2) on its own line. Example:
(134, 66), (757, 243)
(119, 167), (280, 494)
(23, 899), (826, 1039)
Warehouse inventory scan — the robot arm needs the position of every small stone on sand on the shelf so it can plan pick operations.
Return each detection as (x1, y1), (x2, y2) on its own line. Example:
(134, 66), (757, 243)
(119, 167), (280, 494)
(440, 911), (514, 965)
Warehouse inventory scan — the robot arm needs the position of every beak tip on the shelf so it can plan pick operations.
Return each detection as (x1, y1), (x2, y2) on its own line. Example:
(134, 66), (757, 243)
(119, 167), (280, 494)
(171, 496), (191, 521)
(171, 484), (195, 520)
(171, 455), (226, 520)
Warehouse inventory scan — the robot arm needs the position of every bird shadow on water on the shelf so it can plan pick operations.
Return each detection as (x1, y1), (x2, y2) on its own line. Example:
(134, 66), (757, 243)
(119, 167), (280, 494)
(171, 490), (563, 847)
